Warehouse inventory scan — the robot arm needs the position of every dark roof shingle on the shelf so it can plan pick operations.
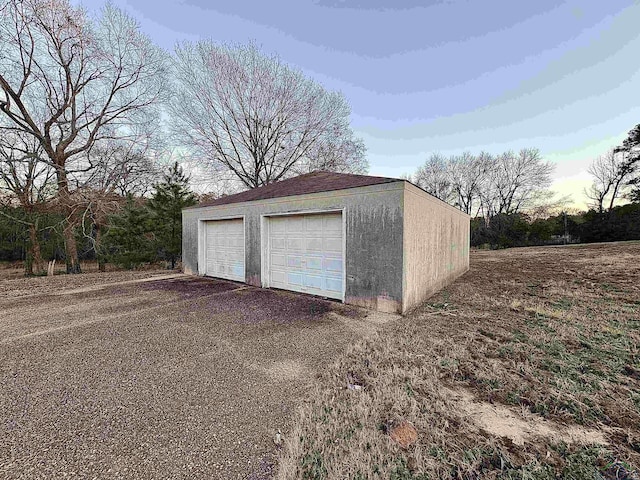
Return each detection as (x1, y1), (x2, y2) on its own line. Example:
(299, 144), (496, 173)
(187, 171), (402, 208)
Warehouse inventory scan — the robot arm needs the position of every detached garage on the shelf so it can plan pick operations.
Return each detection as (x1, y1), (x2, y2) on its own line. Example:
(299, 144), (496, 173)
(182, 172), (469, 314)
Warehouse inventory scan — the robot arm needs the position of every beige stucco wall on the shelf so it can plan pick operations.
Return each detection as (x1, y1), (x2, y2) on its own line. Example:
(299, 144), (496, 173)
(402, 182), (470, 313)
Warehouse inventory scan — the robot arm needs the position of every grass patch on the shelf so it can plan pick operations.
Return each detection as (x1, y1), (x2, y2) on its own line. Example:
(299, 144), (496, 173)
(277, 243), (640, 479)
(300, 451), (327, 480)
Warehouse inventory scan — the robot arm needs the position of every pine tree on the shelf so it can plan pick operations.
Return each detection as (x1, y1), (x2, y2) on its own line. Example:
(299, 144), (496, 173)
(615, 124), (640, 203)
(147, 162), (197, 269)
(103, 196), (155, 269)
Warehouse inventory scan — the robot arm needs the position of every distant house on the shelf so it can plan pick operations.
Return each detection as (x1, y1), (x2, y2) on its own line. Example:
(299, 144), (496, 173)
(182, 172), (469, 313)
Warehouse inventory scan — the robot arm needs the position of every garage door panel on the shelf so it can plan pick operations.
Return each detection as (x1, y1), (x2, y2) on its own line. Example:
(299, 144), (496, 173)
(323, 215), (342, 231)
(306, 238), (323, 251)
(286, 237), (304, 250)
(305, 216), (323, 231)
(271, 270), (286, 284)
(271, 253), (285, 267)
(287, 255), (303, 268)
(231, 264), (244, 278)
(304, 274), (323, 289)
(324, 238), (342, 252)
(305, 256), (323, 271)
(271, 218), (286, 232)
(287, 272), (303, 286)
(325, 277), (343, 293)
(267, 212), (344, 300)
(204, 219), (245, 282)
(271, 237), (286, 250)
(324, 257), (343, 272)
(286, 217), (304, 233)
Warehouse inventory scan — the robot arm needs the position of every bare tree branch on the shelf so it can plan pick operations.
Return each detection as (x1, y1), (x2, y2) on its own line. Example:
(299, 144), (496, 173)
(170, 42), (367, 189)
(414, 148), (554, 219)
(585, 148), (636, 212)
(0, 0), (167, 272)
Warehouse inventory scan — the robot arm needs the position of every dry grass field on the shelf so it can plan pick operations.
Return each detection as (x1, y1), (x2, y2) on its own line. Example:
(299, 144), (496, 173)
(277, 242), (640, 479)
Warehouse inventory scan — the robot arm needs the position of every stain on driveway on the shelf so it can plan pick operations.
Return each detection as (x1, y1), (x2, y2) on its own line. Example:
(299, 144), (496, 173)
(0, 275), (397, 479)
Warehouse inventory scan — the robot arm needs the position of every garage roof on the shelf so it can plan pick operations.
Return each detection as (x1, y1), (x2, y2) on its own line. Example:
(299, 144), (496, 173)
(188, 171), (402, 208)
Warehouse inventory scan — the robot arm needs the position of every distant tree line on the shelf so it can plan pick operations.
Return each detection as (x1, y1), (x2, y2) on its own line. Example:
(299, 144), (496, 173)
(469, 204), (640, 249)
(411, 124), (640, 249)
(412, 148), (557, 218)
(0, 161), (196, 272)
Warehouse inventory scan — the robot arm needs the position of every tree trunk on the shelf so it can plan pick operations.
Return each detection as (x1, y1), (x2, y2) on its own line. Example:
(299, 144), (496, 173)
(24, 249), (33, 276)
(56, 162), (82, 274)
(63, 221), (81, 274)
(28, 222), (45, 275)
(95, 224), (106, 272)
(609, 181), (622, 212)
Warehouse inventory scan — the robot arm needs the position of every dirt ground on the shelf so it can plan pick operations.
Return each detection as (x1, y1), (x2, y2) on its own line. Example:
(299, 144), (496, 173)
(0, 260), (168, 281)
(278, 242), (640, 479)
(0, 273), (397, 479)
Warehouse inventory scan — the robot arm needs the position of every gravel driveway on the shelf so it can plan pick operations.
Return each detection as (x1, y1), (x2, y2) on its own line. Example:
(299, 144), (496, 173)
(0, 274), (395, 479)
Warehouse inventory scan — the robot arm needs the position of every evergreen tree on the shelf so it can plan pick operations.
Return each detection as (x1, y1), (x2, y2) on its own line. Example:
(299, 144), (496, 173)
(615, 124), (640, 202)
(103, 196), (155, 269)
(147, 162), (197, 269)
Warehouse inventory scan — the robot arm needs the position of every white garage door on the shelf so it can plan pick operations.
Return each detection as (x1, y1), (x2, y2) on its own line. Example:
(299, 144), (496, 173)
(204, 219), (245, 282)
(266, 212), (344, 300)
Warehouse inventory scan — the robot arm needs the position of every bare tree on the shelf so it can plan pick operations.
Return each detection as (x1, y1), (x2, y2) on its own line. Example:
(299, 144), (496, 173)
(295, 128), (368, 175)
(525, 190), (572, 220)
(76, 143), (160, 198)
(0, 0), (167, 272)
(414, 148), (554, 220)
(70, 142), (160, 271)
(585, 148), (636, 212)
(586, 150), (616, 213)
(491, 148), (554, 215)
(170, 42), (367, 189)
(447, 151), (490, 215)
(0, 130), (55, 274)
(414, 153), (454, 202)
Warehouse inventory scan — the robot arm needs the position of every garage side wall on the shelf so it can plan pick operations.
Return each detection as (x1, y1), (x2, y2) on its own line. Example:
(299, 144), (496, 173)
(182, 212), (198, 276)
(402, 183), (470, 313)
(344, 190), (404, 313)
(182, 183), (405, 313)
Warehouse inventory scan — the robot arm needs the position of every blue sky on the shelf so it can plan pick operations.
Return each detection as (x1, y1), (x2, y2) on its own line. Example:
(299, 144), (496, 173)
(76, 0), (640, 207)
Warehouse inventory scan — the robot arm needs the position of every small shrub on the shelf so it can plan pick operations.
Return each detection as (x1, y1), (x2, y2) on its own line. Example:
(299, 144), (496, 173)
(300, 451), (327, 480)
